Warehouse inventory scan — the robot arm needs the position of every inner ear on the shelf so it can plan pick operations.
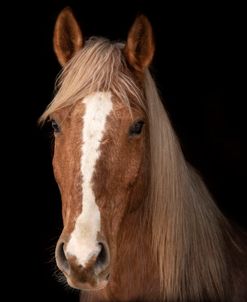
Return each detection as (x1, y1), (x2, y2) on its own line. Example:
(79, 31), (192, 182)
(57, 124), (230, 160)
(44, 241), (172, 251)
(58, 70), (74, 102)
(53, 7), (84, 66)
(124, 15), (155, 73)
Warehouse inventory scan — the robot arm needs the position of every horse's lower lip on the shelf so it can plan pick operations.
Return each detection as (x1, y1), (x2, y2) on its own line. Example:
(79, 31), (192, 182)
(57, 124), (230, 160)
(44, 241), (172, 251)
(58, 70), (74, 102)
(66, 276), (109, 291)
(85, 280), (109, 291)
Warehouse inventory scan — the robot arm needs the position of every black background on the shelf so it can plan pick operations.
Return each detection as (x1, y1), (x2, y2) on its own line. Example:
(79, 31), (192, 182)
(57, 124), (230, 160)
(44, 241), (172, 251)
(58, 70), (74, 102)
(7, 1), (245, 301)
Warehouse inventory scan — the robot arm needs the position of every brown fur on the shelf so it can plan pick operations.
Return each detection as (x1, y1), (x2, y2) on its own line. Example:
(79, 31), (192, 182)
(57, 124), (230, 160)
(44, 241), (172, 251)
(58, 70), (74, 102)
(51, 103), (84, 235)
(53, 7), (83, 66)
(41, 9), (247, 302)
(124, 15), (155, 73)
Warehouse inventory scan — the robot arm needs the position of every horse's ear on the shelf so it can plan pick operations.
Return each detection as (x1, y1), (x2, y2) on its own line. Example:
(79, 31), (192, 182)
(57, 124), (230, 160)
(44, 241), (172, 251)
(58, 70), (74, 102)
(124, 15), (155, 73)
(53, 7), (83, 66)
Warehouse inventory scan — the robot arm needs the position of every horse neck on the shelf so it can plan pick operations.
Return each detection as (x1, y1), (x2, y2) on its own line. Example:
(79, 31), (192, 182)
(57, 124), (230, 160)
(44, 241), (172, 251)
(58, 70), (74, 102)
(157, 158), (234, 301)
(186, 167), (247, 301)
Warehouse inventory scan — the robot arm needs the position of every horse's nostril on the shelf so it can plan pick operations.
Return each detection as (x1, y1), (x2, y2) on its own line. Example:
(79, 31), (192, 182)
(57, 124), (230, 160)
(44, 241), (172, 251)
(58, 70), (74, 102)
(96, 242), (107, 266)
(59, 243), (67, 263)
(56, 241), (69, 273)
(95, 242), (109, 271)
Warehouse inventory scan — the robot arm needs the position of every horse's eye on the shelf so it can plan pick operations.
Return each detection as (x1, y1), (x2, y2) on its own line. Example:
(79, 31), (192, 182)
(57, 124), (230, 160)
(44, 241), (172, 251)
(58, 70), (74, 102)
(129, 120), (144, 136)
(51, 119), (60, 133)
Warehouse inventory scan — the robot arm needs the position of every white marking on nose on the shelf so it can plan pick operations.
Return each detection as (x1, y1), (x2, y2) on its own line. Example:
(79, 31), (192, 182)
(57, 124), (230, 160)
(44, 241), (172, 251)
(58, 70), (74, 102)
(66, 92), (112, 267)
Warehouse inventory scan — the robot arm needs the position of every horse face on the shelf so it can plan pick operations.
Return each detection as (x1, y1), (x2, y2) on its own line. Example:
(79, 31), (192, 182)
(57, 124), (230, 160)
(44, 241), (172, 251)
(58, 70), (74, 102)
(46, 5), (154, 293)
(52, 91), (149, 290)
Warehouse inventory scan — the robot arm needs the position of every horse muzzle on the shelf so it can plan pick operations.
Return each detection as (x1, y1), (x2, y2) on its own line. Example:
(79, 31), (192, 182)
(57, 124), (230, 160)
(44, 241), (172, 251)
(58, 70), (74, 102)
(55, 238), (110, 290)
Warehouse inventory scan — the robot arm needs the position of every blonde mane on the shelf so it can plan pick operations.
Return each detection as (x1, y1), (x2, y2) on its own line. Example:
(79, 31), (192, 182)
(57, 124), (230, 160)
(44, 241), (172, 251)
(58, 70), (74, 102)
(39, 38), (144, 123)
(145, 71), (231, 300)
(41, 38), (233, 301)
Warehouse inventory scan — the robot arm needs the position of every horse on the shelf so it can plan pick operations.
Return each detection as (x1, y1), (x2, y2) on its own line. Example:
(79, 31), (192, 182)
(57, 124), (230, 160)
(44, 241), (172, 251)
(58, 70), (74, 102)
(40, 7), (247, 302)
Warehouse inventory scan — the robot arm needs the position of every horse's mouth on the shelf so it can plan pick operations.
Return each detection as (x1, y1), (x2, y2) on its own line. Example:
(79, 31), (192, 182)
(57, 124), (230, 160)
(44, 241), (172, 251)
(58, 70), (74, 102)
(67, 276), (109, 291)
(65, 272), (110, 291)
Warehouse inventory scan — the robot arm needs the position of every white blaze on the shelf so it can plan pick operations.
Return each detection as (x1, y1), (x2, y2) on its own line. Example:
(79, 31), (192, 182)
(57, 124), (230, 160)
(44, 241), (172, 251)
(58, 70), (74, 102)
(66, 92), (113, 266)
